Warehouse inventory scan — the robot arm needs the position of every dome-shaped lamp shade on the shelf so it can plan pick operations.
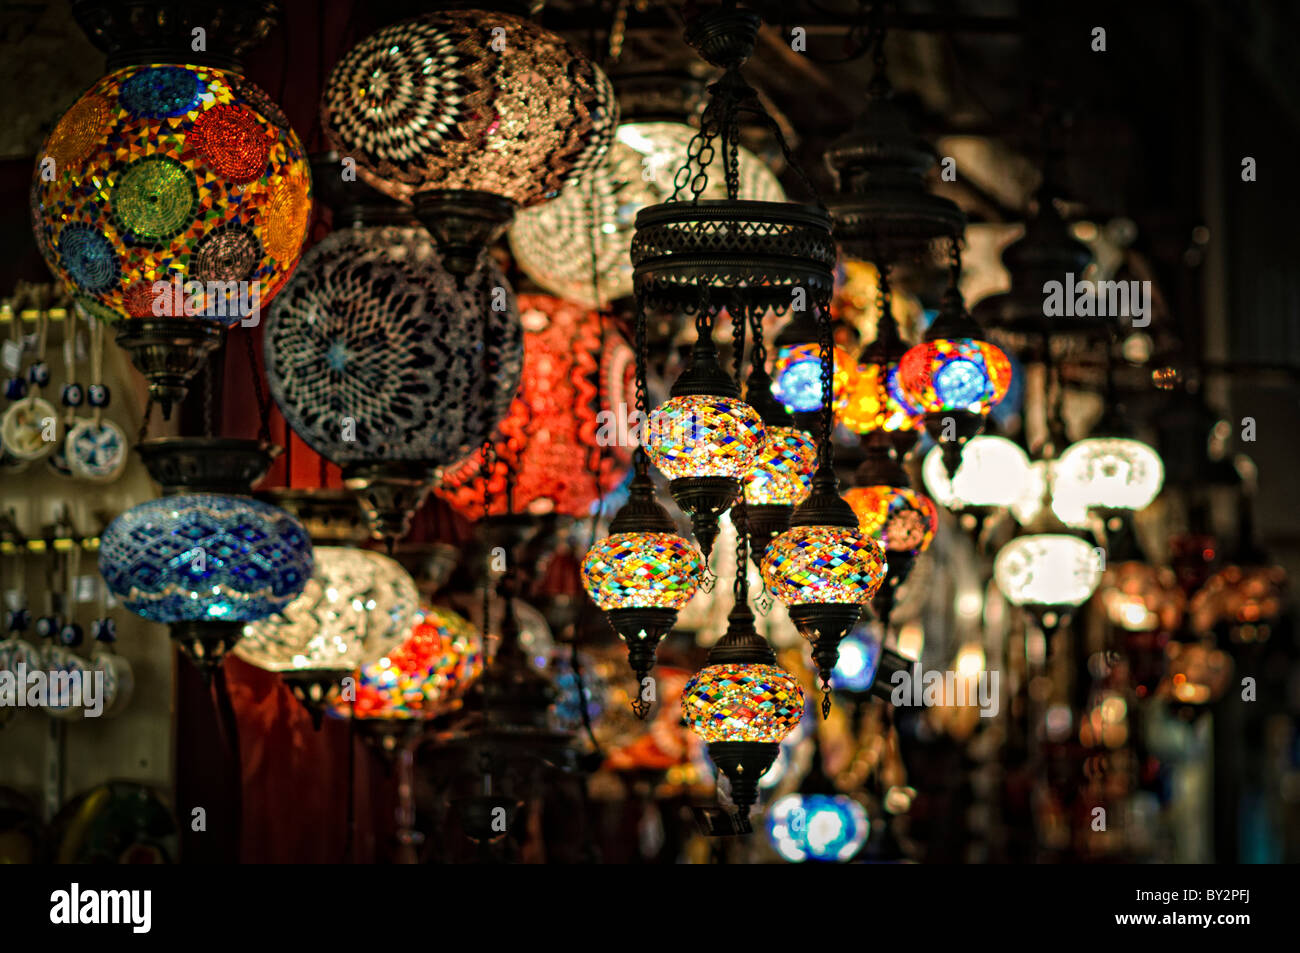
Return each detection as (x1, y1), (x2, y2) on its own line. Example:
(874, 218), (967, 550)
(768, 793), (870, 863)
(509, 121), (785, 307)
(922, 435), (1031, 510)
(994, 534), (1103, 610)
(646, 395), (765, 480)
(772, 343), (855, 415)
(581, 532), (702, 611)
(32, 64), (311, 323)
(682, 663), (805, 743)
(843, 486), (938, 556)
(761, 526), (887, 606)
(743, 426), (818, 506)
(899, 338), (1012, 417)
(321, 10), (615, 208)
(1054, 437), (1165, 512)
(346, 606), (483, 719)
(840, 360), (923, 435)
(99, 495), (313, 622)
(265, 225), (522, 468)
(235, 548), (418, 672)
(436, 294), (633, 518)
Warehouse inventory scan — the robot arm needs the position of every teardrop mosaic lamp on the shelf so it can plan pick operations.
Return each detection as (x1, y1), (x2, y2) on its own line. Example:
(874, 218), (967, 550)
(510, 121), (784, 308)
(99, 495), (313, 676)
(235, 547), (418, 719)
(265, 224), (523, 544)
(321, 9), (615, 277)
(899, 242), (1011, 478)
(32, 63), (311, 416)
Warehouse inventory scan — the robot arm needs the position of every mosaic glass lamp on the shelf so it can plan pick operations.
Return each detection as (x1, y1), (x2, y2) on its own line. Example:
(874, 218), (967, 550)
(772, 341), (856, 416)
(235, 547), (418, 718)
(322, 10), (615, 276)
(32, 63), (312, 416)
(1101, 563), (1186, 633)
(899, 246), (1012, 478)
(682, 609), (805, 825)
(436, 294), (634, 519)
(646, 323), (765, 560)
(509, 121), (784, 308)
(264, 224), (522, 544)
(99, 494), (313, 675)
(582, 471), (703, 714)
(767, 793), (870, 863)
(343, 605), (484, 720)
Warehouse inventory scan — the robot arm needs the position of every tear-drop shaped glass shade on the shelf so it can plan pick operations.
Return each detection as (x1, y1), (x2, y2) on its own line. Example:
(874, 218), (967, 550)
(768, 793), (870, 863)
(99, 495), (313, 623)
(32, 64), (311, 324)
(761, 525), (887, 605)
(509, 121), (784, 307)
(899, 338), (1012, 416)
(843, 486), (938, 555)
(582, 532), (702, 611)
(322, 10), (615, 208)
(646, 395), (765, 480)
(1055, 437), (1165, 511)
(744, 426), (818, 506)
(994, 534), (1103, 608)
(265, 225), (522, 467)
(772, 343), (855, 414)
(923, 435), (1031, 510)
(682, 662), (805, 743)
(346, 606), (483, 720)
(236, 547), (418, 672)
(839, 360), (924, 435)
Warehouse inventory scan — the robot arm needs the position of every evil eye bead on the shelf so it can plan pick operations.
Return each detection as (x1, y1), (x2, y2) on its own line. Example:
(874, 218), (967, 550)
(4, 378), (26, 400)
(58, 622), (84, 647)
(28, 362), (50, 386)
(5, 607), (30, 632)
(88, 384), (110, 408)
(92, 617), (117, 643)
(62, 383), (84, 407)
(35, 614), (62, 638)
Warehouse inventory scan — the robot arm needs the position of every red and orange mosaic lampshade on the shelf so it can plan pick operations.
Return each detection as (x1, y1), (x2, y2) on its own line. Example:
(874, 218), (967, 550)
(898, 338), (1012, 416)
(32, 64), (312, 323)
(436, 294), (634, 518)
(843, 485), (938, 556)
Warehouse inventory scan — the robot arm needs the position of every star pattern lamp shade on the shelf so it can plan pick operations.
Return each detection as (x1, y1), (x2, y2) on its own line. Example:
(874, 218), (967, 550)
(510, 121), (785, 307)
(321, 11), (615, 209)
(235, 547), (418, 674)
(32, 64), (312, 324)
(435, 294), (634, 518)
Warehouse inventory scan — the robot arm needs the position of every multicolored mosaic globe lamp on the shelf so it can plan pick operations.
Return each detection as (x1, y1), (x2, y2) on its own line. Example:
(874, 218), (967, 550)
(99, 494), (313, 677)
(235, 547), (418, 722)
(682, 603), (806, 828)
(264, 223), (523, 546)
(322, 9), (616, 279)
(32, 26), (312, 418)
(844, 431), (938, 627)
(510, 121), (784, 308)
(899, 240), (1012, 478)
(583, 296), (703, 716)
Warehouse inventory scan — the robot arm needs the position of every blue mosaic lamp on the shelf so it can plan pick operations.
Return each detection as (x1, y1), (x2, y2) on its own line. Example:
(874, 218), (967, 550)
(100, 494), (313, 677)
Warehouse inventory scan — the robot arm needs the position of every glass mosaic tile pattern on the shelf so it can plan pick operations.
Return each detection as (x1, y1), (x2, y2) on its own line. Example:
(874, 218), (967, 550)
(682, 662), (805, 743)
(582, 532), (702, 611)
(761, 525), (887, 606)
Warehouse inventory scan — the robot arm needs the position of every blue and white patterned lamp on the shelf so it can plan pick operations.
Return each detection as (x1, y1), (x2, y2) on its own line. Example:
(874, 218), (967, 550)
(100, 494), (313, 676)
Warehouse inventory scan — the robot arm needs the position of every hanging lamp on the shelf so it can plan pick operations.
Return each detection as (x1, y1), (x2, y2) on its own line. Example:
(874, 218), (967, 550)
(632, 1), (836, 564)
(899, 238), (1012, 478)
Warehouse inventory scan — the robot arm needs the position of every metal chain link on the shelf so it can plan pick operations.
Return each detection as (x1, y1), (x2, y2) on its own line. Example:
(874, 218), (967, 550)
(633, 302), (650, 477)
(818, 296), (835, 465)
(731, 302), (749, 608)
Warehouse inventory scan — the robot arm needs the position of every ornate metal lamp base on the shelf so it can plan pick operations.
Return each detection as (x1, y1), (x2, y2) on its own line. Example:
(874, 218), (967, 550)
(412, 188), (516, 281)
(343, 462), (436, 550)
(788, 602), (865, 716)
(606, 606), (678, 718)
(137, 436), (280, 495)
(170, 619), (244, 682)
(668, 475), (739, 562)
(707, 740), (780, 825)
(115, 318), (223, 420)
(280, 669), (350, 729)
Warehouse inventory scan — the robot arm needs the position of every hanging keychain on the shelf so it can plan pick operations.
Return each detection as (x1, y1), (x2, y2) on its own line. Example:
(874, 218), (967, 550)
(67, 312), (126, 482)
(48, 301), (80, 476)
(90, 571), (132, 718)
(0, 301), (57, 462)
